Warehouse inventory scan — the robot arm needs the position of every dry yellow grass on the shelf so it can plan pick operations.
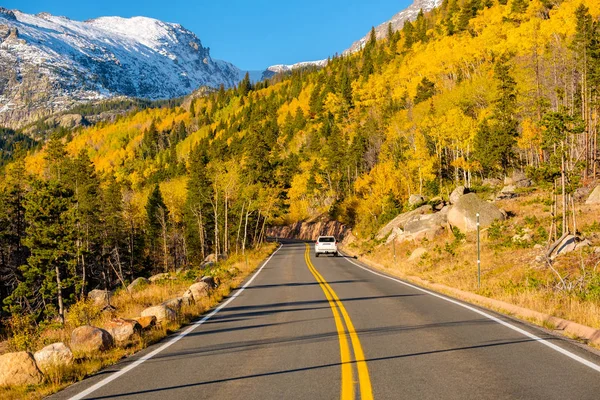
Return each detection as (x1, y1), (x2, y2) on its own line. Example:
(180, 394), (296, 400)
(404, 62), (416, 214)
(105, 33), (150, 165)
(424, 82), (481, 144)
(345, 188), (600, 332)
(0, 243), (278, 400)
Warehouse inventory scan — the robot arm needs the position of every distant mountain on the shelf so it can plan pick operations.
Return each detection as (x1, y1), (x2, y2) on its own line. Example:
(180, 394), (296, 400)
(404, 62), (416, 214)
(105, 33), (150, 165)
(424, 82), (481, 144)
(345, 0), (443, 54)
(0, 8), (243, 128)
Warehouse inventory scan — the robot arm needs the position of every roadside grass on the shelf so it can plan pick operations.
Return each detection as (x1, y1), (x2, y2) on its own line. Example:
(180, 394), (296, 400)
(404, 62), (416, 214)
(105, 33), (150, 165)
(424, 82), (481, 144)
(0, 243), (278, 400)
(345, 191), (600, 333)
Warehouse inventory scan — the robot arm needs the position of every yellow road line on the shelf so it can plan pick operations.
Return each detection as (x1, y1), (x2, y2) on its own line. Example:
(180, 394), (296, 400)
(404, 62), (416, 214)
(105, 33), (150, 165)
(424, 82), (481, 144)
(304, 245), (354, 399)
(304, 244), (374, 400)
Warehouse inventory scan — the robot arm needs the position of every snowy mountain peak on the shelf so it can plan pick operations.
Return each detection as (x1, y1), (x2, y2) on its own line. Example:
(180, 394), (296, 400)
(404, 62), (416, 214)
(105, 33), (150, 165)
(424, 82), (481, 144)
(0, 9), (242, 128)
(345, 0), (443, 54)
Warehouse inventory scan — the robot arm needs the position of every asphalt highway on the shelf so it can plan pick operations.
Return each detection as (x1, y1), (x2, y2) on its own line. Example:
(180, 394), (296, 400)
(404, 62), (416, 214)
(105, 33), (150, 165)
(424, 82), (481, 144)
(51, 241), (600, 399)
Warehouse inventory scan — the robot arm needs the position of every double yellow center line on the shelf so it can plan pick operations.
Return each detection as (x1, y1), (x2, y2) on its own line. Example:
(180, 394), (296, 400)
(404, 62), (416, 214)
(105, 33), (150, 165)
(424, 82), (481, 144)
(304, 244), (373, 400)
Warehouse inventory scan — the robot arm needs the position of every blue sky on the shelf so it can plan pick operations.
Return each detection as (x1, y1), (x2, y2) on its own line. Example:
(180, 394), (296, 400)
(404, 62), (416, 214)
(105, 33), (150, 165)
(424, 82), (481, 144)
(4, 0), (410, 70)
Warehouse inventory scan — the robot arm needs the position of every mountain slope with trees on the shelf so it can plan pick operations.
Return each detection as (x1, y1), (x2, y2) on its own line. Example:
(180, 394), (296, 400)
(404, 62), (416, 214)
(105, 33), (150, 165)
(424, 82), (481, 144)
(2, 0), (600, 327)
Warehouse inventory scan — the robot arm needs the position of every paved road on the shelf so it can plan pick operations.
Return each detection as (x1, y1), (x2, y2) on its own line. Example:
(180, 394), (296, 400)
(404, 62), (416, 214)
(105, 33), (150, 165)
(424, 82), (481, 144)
(52, 241), (600, 400)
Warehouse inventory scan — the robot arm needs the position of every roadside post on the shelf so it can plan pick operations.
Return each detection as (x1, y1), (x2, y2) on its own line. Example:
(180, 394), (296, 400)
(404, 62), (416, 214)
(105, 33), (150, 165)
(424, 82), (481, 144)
(393, 240), (396, 264)
(477, 213), (481, 290)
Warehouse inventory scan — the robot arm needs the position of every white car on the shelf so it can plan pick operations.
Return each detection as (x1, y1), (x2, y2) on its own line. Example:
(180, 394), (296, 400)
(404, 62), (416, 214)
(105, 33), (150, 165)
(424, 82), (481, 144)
(315, 236), (339, 257)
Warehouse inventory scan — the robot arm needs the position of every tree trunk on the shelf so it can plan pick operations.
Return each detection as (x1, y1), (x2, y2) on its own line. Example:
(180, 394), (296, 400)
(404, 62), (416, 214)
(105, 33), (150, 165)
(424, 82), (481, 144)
(236, 202), (245, 255)
(55, 263), (65, 325)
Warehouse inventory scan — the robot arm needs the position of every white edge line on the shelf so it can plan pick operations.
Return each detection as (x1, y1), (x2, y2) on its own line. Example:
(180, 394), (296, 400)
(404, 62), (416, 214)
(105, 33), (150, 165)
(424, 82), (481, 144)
(340, 251), (600, 373)
(68, 244), (284, 400)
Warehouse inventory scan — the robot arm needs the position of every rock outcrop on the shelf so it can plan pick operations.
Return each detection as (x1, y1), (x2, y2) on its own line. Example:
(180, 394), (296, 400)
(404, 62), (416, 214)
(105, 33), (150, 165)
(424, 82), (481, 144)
(70, 326), (114, 353)
(33, 342), (74, 374)
(408, 194), (427, 206)
(267, 219), (348, 241)
(449, 186), (465, 205)
(447, 193), (506, 232)
(408, 248), (428, 262)
(0, 351), (43, 386)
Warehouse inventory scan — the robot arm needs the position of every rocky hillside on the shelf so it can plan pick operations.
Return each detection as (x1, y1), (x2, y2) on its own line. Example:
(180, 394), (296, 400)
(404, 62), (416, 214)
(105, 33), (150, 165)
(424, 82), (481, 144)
(0, 8), (242, 128)
(345, 0), (442, 54)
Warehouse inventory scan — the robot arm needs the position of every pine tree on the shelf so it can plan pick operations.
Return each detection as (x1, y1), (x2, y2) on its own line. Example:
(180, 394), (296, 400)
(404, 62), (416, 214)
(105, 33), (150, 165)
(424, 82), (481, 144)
(145, 185), (169, 271)
(414, 77), (436, 104)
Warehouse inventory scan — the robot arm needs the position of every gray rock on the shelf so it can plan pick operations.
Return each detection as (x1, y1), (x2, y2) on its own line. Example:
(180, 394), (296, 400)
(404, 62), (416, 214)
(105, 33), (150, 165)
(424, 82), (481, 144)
(0, 351), (43, 386)
(575, 239), (592, 250)
(496, 185), (517, 200)
(188, 282), (210, 302)
(104, 319), (141, 343)
(512, 233), (532, 243)
(33, 342), (74, 374)
(399, 211), (448, 242)
(408, 194), (427, 206)
(88, 289), (110, 307)
(574, 186), (592, 203)
(161, 297), (183, 312)
(586, 185), (600, 205)
(127, 277), (149, 292)
(482, 178), (502, 187)
(197, 276), (217, 288)
(550, 235), (577, 259)
(140, 305), (176, 324)
(70, 325), (114, 353)
(408, 248), (428, 262)
(377, 205), (433, 240)
(449, 186), (465, 205)
(448, 193), (506, 232)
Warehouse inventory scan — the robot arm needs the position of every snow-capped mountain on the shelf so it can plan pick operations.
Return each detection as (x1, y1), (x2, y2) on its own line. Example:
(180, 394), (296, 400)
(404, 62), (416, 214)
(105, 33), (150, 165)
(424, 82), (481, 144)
(345, 0), (443, 54)
(0, 8), (242, 128)
(261, 59), (328, 80)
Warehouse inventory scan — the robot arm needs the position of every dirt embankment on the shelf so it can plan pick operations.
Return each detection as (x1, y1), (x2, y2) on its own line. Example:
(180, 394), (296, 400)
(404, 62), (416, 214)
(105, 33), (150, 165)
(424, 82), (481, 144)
(267, 220), (349, 241)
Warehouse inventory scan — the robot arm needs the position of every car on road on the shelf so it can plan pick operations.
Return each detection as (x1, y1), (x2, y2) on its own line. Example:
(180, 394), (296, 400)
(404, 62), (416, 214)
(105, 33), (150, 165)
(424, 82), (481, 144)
(315, 236), (339, 257)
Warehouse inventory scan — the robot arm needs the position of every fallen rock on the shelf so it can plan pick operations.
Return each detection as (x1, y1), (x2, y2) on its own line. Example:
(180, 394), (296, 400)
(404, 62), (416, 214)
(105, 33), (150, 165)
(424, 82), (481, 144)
(586, 185), (600, 205)
(0, 351), (43, 386)
(449, 186), (465, 205)
(377, 205), (433, 240)
(408, 248), (428, 262)
(448, 193), (506, 232)
(88, 289), (110, 307)
(148, 273), (173, 283)
(70, 326), (114, 353)
(141, 305), (176, 324)
(188, 282), (210, 301)
(408, 194), (427, 206)
(127, 277), (149, 292)
(33, 342), (73, 374)
(104, 319), (141, 343)
(134, 316), (157, 330)
(505, 170), (531, 187)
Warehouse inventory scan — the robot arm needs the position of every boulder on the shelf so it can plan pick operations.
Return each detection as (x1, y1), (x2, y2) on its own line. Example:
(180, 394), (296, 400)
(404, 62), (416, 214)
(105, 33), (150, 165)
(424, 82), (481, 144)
(408, 194), (427, 206)
(576, 239), (592, 250)
(203, 254), (217, 263)
(104, 319), (141, 343)
(574, 186), (592, 203)
(70, 326), (114, 353)
(447, 193), (506, 233)
(188, 282), (210, 301)
(482, 178), (502, 187)
(449, 186), (465, 205)
(88, 289), (110, 307)
(197, 276), (217, 288)
(133, 316), (157, 330)
(408, 248), (428, 262)
(33, 342), (73, 374)
(377, 205), (433, 240)
(496, 185), (517, 200)
(549, 235), (577, 259)
(162, 297), (183, 312)
(586, 185), (600, 205)
(505, 170), (531, 187)
(0, 351), (43, 386)
(141, 305), (176, 324)
(127, 277), (149, 292)
(182, 289), (195, 305)
(201, 261), (216, 268)
(385, 227), (404, 244)
(398, 209), (448, 242)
